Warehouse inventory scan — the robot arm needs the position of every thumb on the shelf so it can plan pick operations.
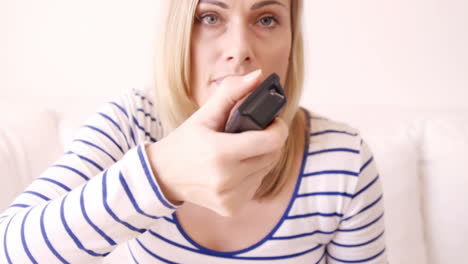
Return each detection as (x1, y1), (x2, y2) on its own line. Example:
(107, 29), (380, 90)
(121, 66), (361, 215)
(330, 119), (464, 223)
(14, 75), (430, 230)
(193, 69), (263, 131)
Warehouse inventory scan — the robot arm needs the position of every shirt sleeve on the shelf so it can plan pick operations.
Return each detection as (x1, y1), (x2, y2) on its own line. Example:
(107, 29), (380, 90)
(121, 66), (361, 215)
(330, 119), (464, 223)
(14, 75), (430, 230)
(0, 88), (181, 263)
(326, 137), (388, 263)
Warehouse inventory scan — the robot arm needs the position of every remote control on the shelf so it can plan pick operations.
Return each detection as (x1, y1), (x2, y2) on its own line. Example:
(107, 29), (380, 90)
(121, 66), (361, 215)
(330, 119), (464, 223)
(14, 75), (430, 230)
(224, 73), (286, 133)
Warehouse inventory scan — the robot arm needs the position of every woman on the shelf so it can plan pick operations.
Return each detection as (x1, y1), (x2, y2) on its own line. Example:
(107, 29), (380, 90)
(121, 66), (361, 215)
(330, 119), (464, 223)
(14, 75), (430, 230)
(0, 0), (388, 263)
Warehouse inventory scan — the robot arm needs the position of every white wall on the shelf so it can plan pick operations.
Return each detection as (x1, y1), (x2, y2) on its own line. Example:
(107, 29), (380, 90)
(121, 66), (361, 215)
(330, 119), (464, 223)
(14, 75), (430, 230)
(1, 0), (164, 122)
(302, 0), (468, 109)
(1, 0), (160, 97)
(1, 0), (467, 122)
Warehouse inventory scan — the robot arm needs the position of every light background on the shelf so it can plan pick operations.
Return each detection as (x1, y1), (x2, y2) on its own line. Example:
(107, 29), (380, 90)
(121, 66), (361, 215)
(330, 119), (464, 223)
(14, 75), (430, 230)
(1, 2), (468, 263)
(1, 0), (467, 121)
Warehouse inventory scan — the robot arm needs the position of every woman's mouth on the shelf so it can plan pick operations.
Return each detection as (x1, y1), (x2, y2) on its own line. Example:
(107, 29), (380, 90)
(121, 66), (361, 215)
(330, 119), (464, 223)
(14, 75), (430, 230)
(214, 79), (223, 86)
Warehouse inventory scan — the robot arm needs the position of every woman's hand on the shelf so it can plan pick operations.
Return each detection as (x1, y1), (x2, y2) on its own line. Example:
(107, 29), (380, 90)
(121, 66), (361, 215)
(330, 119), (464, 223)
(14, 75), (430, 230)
(146, 70), (289, 217)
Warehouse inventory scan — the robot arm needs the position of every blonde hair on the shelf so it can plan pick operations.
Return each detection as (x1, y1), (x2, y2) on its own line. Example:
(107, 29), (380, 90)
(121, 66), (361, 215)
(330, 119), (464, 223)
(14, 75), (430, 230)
(153, 0), (305, 201)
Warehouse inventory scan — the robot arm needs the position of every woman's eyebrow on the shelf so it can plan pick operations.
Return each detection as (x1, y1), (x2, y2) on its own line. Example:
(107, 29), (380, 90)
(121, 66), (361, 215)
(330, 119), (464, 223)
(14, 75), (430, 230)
(198, 0), (287, 10)
(199, 0), (229, 9)
(251, 0), (287, 10)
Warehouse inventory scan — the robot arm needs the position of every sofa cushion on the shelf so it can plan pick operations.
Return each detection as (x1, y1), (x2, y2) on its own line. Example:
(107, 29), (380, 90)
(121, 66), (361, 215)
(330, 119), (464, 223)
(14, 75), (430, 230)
(304, 105), (429, 264)
(362, 122), (427, 264)
(420, 116), (468, 264)
(0, 105), (63, 211)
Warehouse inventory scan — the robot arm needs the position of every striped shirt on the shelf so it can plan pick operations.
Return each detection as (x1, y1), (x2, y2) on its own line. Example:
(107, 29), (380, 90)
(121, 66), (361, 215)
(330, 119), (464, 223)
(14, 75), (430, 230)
(0, 88), (388, 263)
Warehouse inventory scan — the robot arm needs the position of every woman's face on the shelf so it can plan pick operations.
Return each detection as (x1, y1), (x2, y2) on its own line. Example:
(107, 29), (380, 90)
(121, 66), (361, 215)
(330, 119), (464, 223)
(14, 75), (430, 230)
(190, 0), (292, 106)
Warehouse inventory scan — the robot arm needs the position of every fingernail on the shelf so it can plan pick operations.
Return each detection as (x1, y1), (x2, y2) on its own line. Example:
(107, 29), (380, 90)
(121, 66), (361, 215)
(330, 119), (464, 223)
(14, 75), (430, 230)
(244, 69), (262, 82)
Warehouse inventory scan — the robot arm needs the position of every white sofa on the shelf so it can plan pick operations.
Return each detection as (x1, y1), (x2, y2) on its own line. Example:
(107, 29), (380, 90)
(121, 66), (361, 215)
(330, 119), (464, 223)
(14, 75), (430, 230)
(1, 100), (467, 264)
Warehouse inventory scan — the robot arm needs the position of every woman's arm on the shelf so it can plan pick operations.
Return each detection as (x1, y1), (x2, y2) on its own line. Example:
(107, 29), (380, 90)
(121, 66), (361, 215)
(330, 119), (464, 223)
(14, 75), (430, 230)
(326, 138), (388, 263)
(0, 88), (180, 263)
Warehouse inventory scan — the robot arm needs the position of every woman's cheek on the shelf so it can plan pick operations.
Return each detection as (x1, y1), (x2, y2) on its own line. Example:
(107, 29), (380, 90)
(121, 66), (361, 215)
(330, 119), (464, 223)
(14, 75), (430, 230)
(269, 41), (291, 79)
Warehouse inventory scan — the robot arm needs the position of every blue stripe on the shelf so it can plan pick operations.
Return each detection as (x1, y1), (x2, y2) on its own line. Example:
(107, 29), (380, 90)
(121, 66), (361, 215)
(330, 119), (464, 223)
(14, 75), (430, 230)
(66, 151), (104, 172)
(137, 145), (175, 210)
(353, 174), (379, 199)
(311, 130), (358, 137)
(303, 170), (358, 177)
(60, 195), (110, 257)
(133, 91), (154, 106)
(21, 208), (38, 263)
(315, 248), (327, 264)
(331, 230), (385, 248)
(328, 247), (386, 263)
(132, 116), (157, 143)
(271, 229), (336, 240)
(102, 170), (146, 233)
(52, 164), (90, 181)
(73, 139), (117, 162)
(119, 172), (161, 219)
(97, 112), (131, 150)
(40, 203), (70, 264)
(360, 156), (374, 173)
(163, 217), (175, 224)
(342, 195), (383, 222)
(308, 148), (359, 156)
(136, 108), (158, 122)
(149, 229), (324, 260)
(83, 125), (124, 154)
(24, 191), (50, 201)
(108, 101), (136, 146)
(109, 102), (128, 118)
(129, 127), (137, 146)
(135, 239), (178, 264)
(37, 177), (71, 192)
(127, 243), (140, 264)
(148, 229), (201, 254)
(80, 183), (116, 246)
(9, 204), (30, 208)
(287, 212), (343, 219)
(297, 191), (353, 198)
(250, 244), (324, 260)
(3, 215), (14, 264)
(338, 212), (384, 232)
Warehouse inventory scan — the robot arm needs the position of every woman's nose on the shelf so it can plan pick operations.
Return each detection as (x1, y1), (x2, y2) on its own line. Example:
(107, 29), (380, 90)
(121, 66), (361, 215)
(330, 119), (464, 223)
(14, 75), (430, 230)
(223, 23), (254, 65)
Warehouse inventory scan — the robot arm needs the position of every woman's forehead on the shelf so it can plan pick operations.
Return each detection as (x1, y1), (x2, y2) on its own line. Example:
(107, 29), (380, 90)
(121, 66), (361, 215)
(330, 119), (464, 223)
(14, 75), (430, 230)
(197, 0), (290, 10)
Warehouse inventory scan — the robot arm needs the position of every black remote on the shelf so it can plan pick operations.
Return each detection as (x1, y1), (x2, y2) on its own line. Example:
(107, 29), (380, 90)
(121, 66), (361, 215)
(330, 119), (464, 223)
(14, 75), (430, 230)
(224, 73), (286, 133)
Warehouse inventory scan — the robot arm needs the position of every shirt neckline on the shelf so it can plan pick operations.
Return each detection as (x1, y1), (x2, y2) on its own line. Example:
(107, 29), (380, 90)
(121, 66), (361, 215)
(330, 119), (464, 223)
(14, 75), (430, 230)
(172, 107), (312, 257)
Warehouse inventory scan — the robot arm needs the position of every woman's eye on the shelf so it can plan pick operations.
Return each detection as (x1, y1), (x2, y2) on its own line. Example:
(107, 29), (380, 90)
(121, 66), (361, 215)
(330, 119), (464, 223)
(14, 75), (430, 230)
(199, 14), (219, 25)
(258, 16), (278, 27)
(196, 13), (278, 27)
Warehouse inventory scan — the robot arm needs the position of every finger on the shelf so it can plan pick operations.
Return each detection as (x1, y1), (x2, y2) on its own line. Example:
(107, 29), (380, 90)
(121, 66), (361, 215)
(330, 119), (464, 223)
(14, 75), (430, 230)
(220, 159), (273, 204)
(221, 150), (278, 193)
(219, 117), (289, 160)
(192, 69), (263, 131)
(238, 151), (280, 174)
